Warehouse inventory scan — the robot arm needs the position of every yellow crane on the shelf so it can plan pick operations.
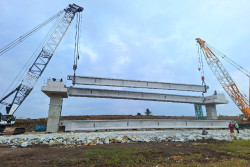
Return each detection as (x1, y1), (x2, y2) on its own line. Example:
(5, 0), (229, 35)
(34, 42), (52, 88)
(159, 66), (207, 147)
(196, 38), (250, 120)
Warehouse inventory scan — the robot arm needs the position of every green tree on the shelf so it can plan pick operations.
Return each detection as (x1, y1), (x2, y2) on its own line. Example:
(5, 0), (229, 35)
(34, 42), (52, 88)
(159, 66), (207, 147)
(145, 108), (152, 116)
(136, 112), (142, 116)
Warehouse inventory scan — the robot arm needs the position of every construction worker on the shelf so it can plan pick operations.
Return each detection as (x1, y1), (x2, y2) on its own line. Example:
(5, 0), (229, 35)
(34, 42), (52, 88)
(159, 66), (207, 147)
(7, 117), (11, 124)
(234, 121), (240, 134)
(228, 122), (234, 133)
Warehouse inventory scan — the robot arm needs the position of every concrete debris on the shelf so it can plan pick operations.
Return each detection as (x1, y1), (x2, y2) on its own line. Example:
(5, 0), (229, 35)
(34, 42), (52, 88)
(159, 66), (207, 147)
(0, 129), (249, 147)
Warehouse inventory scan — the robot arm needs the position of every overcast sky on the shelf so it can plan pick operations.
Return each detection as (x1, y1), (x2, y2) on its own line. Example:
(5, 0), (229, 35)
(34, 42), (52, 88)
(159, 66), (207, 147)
(0, 0), (250, 118)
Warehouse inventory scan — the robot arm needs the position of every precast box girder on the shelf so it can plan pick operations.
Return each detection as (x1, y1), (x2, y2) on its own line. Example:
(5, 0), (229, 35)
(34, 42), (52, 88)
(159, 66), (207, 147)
(67, 87), (228, 105)
(68, 75), (208, 92)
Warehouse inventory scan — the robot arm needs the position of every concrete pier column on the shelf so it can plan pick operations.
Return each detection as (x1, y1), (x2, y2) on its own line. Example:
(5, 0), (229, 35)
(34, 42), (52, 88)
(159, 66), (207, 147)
(42, 79), (68, 133)
(46, 95), (63, 133)
(205, 104), (218, 120)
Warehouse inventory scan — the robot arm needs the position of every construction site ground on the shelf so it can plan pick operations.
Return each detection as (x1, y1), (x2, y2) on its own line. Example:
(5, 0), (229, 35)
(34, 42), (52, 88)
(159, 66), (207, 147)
(0, 115), (249, 166)
(0, 139), (249, 166)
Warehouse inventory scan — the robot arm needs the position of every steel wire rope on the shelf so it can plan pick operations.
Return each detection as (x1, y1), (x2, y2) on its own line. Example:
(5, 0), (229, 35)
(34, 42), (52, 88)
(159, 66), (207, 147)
(206, 43), (250, 77)
(0, 14), (64, 110)
(206, 43), (249, 99)
(16, 13), (64, 88)
(204, 43), (249, 101)
(196, 43), (205, 84)
(73, 14), (78, 69)
(76, 13), (81, 67)
(0, 10), (64, 56)
(78, 13), (83, 61)
(73, 13), (81, 77)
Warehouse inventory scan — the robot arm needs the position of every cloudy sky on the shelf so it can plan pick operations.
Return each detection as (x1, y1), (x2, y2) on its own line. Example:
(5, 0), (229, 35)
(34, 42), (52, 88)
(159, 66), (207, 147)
(0, 0), (250, 118)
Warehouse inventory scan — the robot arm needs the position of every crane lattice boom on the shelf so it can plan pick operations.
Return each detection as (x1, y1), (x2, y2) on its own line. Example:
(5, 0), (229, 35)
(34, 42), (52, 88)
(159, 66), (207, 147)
(196, 38), (250, 119)
(1, 4), (83, 115)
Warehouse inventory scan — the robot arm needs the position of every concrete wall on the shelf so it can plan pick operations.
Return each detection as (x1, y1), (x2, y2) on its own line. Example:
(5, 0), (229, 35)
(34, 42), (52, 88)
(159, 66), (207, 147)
(60, 119), (232, 131)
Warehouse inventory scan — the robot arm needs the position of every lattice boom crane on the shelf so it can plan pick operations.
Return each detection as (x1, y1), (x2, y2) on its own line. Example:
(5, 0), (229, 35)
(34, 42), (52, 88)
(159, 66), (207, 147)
(0, 4), (83, 126)
(196, 38), (250, 120)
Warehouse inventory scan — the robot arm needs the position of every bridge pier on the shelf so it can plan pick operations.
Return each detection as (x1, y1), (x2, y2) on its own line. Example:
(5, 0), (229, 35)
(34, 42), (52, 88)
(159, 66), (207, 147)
(41, 79), (68, 133)
(205, 104), (217, 120)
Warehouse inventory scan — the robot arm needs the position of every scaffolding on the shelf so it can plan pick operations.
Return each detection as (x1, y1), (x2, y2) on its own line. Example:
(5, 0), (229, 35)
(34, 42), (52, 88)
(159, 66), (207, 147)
(194, 104), (204, 120)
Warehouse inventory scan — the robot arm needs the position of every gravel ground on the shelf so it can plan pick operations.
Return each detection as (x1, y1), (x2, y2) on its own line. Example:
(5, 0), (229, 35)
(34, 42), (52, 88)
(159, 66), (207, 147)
(0, 129), (249, 148)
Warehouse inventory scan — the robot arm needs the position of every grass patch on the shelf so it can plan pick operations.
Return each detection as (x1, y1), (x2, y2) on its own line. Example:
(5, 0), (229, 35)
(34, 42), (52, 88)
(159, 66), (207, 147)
(60, 140), (250, 166)
(82, 147), (163, 165)
(208, 140), (250, 158)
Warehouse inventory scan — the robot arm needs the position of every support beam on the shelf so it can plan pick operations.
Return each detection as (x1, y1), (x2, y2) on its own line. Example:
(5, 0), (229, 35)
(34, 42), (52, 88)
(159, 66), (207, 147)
(67, 87), (228, 105)
(68, 75), (208, 92)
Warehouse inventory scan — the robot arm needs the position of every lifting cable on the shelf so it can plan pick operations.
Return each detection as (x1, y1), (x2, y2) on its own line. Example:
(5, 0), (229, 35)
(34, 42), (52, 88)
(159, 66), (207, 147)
(73, 12), (82, 85)
(197, 43), (205, 85)
(206, 43), (249, 99)
(206, 43), (250, 77)
(198, 42), (249, 100)
(0, 10), (64, 56)
(0, 13), (64, 110)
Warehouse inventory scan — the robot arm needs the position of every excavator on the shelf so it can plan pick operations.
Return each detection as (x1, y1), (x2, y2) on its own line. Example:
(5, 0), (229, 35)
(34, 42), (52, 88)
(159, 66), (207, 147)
(0, 4), (83, 134)
(196, 38), (250, 120)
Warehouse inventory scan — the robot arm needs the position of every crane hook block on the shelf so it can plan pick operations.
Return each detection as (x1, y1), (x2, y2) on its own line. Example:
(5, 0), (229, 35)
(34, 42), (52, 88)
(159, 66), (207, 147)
(201, 76), (205, 81)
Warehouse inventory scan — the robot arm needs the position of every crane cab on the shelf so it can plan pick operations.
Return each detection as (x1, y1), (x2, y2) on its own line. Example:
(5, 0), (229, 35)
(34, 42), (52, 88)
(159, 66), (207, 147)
(0, 114), (16, 126)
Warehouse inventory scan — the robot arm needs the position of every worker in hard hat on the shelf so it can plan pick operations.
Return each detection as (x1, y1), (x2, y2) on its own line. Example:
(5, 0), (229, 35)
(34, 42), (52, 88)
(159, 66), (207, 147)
(228, 122), (234, 133)
(234, 121), (239, 134)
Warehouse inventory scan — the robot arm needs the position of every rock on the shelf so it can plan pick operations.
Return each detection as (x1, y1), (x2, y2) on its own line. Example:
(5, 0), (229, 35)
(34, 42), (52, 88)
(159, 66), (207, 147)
(56, 137), (63, 139)
(89, 143), (96, 146)
(92, 139), (97, 145)
(104, 138), (110, 144)
(42, 140), (49, 145)
(123, 135), (129, 140)
(11, 145), (17, 149)
(21, 142), (28, 147)
(50, 140), (59, 145)
(18, 140), (25, 144)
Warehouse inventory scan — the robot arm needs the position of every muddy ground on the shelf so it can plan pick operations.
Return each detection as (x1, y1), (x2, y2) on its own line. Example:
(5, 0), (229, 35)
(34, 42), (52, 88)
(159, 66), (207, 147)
(0, 139), (249, 167)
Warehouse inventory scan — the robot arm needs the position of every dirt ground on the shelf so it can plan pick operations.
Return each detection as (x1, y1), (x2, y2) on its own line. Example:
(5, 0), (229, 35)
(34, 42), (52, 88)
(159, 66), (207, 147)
(0, 140), (249, 167)
(14, 115), (250, 132)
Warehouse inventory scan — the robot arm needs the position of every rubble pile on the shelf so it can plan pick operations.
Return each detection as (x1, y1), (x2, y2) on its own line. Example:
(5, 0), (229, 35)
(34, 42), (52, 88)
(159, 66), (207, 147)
(0, 129), (249, 148)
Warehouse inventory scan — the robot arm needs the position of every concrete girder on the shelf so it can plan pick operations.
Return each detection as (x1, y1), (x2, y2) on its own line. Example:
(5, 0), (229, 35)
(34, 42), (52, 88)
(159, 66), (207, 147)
(68, 75), (208, 92)
(61, 119), (233, 131)
(67, 87), (228, 105)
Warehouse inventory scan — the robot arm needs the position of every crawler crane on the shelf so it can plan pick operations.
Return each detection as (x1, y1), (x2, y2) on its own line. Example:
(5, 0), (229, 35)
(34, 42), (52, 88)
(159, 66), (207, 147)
(196, 38), (250, 120)
(0, 4), (83, 134)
